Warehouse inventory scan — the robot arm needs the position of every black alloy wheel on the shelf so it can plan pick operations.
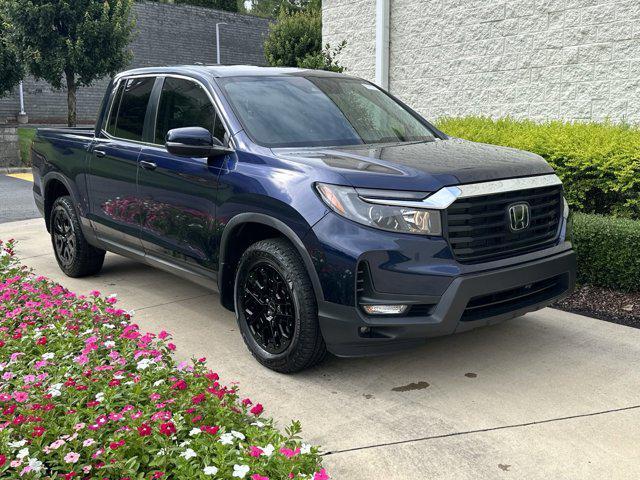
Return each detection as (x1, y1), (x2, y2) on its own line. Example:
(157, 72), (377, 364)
(241, 262), (296, 354)
(234, 238), (326, 373)
(49, 196), (105, 277)
(52, 205), (77, 267)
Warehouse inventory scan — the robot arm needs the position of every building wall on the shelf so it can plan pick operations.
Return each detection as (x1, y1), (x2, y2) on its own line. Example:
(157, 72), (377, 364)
(322, 0), (640, 123)
(0, 2), (271, 125)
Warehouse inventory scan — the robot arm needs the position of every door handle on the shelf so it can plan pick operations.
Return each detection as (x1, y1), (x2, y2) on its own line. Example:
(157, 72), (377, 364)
(140, 160), (157, 171)
(94, 149), (106, 158)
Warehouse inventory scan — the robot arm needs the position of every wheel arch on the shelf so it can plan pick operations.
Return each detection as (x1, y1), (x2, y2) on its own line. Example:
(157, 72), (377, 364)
(43, 173), (76, 232)
(218, 213), (324, 311)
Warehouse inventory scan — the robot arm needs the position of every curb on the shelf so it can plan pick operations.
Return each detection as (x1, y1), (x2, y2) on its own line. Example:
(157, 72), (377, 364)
(0, 167), (31, 174)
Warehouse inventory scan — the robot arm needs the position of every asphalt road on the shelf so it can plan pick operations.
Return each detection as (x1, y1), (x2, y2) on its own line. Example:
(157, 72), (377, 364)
(2, 218), (640, 479)
(0, 174), (40, 224)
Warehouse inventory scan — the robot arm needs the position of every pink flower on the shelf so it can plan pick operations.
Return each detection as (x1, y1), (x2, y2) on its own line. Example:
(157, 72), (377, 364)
(279, 447), (301, 459)
(13, 391), (28, 403)
(250, 403), (264, 416)
(249, 446), (263, 457)
(64, 452), (80, 464)
(313, 469), (330, 480)
(251, 475), (269, 480)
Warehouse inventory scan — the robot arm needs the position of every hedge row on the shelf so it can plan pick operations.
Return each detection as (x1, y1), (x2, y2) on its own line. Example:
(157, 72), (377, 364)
(573, 213), (640, 292)
(436, 117), (640, 220)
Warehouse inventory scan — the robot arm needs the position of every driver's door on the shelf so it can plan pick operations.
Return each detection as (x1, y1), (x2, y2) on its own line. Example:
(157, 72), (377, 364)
(137, 76), (229, 275)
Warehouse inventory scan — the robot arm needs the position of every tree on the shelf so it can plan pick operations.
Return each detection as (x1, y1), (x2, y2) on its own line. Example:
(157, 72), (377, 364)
(175, 0), (238, 12)
(6, 0), (135, 126)
(0, 9), (23, 97)
(244, 0), (318, 18)
(264, 10), (321, 67)
(263, 3), (345, 72)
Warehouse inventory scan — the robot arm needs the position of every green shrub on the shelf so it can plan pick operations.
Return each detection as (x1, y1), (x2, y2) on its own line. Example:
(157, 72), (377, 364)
(572, 213), (640, 292)
(435, 117), (640, 220)
(17, 127), (35, 166)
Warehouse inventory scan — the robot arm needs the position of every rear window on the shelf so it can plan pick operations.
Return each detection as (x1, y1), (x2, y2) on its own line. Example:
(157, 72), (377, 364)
(106, 77), (154, 141)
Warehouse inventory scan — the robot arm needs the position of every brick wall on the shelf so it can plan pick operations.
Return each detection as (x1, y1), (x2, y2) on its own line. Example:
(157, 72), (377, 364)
(322, 0), (640, 123)
(0, 2), (271, 125)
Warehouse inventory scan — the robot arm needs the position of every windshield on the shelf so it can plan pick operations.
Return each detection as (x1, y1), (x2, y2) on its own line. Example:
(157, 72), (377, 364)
(218, 75), (435, 148)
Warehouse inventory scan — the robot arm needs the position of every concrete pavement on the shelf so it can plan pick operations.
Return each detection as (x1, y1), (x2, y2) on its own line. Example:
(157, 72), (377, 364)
(2, 218), (640, 479)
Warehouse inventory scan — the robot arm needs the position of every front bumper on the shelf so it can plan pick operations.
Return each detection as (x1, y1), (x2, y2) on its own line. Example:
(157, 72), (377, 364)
(318, 249), (576, 357)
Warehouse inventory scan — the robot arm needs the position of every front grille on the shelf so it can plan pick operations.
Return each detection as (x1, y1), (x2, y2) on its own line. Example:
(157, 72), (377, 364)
(461, 274), (567, 322)
(445, 184), (563, 263)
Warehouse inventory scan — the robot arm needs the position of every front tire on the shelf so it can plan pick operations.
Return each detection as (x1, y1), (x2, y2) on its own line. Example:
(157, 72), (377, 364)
(50, 196), (105, 277)
(234, 238), (326, 373)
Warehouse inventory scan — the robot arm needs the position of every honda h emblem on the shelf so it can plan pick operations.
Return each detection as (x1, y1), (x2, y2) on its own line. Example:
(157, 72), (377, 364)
(508, 202), (530, 232)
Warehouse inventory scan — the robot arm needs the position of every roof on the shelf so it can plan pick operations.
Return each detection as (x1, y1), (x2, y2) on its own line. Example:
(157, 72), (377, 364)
(115, 65), (347, 79)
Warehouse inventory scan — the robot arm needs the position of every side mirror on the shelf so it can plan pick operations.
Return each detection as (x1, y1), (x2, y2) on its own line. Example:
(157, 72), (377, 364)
(165, 127), (230, 158)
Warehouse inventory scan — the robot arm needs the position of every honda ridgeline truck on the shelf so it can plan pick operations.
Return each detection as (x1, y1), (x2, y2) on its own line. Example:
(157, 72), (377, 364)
(31, 66), (576, 372)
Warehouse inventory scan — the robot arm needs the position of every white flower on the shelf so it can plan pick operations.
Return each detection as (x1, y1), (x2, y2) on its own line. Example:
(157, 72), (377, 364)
(103, 341), (115, 348)
(153, 379), (165, 387)
(232, 464), (250, 478)
(107, 293), (117, 299)
(300, 443), (311, 454)
(231, 430), (245, 440)
(136, 358), (153, 370)
(104, 323), (115, 329)
(8, 440), (27, 449)
(28, 458), (43, 472)
(42, 353), (55, 360)
(179, 440), (191, 447)
(17, 447), (29, 459)
(95, 392), (105, 402)
(219, 433), (234, 445)
(261, 444), (275, 457)
(180, 448), (197, 460)
(189, 428), (202, 436)
(157, 448), (166, 456)
(251, 421), (265, 428)
(203, 466), (218, 476)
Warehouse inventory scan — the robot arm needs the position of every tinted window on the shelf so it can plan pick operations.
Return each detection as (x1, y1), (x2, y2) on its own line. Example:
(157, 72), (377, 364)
(155, 77), (225, 145)
(218, 76), (435, 148)
(109, 77), (154, 141)
(105, 82), (124, 135)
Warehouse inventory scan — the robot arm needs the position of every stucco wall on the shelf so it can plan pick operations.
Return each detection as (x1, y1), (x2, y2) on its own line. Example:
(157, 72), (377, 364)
(0, 2), (271, 125)
(322, 0), (640, 123)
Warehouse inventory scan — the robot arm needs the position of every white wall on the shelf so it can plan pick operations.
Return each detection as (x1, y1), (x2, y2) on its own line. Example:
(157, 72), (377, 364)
(322, 0), (640, 123)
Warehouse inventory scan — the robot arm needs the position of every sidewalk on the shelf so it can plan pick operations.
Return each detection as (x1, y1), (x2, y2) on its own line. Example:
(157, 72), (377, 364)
(2, 218), (640, 479)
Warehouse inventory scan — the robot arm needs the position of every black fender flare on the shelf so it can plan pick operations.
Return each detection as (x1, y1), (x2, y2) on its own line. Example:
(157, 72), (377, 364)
(41, 172), (81, 228)
(218, 213), (325, 305)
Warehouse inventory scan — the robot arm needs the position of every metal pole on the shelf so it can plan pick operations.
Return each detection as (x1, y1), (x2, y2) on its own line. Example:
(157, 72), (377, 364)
(18, 81), (26, 115)
(216, 22), (228, 64)
(375, 0), (390, 90)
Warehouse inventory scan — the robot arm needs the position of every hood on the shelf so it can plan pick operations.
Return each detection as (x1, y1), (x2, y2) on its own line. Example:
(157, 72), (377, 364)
(272, 138), (554, 192)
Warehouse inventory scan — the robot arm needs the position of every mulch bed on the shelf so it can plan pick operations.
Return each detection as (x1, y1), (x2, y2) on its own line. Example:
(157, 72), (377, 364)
(553, 284), (640, 329)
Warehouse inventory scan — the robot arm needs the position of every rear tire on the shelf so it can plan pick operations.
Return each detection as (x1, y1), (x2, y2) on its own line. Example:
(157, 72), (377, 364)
(50, 196), (105, 277)
(234, 238), (326, 373)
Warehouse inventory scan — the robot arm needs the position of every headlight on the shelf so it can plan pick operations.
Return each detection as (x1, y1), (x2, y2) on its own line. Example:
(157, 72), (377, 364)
(316, 183), (442, 236)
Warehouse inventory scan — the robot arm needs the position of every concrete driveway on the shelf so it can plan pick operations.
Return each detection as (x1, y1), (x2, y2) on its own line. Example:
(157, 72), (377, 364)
(2, 218), (639, 479)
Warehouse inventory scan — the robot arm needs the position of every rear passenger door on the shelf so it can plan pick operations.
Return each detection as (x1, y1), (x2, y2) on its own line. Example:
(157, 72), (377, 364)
(137, 75), (229, 276)
(88, 76), (155, 251)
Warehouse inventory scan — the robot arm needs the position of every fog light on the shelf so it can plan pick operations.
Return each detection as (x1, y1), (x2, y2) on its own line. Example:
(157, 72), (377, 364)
(361, 304), (408, 315)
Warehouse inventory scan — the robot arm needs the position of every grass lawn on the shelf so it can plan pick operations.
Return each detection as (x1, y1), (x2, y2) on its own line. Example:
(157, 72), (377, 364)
(17, 127), (36, 166)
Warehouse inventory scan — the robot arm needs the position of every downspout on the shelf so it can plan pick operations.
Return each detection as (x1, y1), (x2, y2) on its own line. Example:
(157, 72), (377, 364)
(375, 0), (390, 91)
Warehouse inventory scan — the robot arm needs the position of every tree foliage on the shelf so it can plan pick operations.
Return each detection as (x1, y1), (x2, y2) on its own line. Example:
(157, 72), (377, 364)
(5, 0), (135, 126)
(0, 9), (23, 98)
(175, 0), (238, 12)
(244, 0), (319, 18)
(263, 3), (345, 72)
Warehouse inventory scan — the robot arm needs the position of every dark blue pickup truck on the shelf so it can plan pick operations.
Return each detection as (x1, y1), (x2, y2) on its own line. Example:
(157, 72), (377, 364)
(31, 65), (576, 372)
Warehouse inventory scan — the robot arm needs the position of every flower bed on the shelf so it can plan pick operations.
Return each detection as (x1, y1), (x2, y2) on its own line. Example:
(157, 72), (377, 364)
(0, 239), (328, 479)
